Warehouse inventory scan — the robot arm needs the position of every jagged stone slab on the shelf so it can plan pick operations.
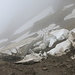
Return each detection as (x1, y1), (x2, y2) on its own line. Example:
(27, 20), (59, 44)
(68, 31), (75, 48)
(50, 29), (69, 41)
(47, 39), (71, 56)
(15, 53), (43, 64)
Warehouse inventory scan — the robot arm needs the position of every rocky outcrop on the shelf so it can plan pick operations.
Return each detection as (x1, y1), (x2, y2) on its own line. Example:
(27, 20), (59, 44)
(0, 25), (75, 64)
(47, 39), (72, 56)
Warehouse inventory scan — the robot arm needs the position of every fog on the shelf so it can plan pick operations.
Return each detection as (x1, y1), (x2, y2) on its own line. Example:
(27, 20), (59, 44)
(0, 0), (52, 38)
(0, 0), (75, 40)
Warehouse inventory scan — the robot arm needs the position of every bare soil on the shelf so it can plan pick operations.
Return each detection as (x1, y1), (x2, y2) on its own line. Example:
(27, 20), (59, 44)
(0, 49), (75, 75)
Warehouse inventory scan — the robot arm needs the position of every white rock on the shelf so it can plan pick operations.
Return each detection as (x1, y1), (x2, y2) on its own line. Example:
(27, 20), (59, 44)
(43, 52), (48, 59)
(63, 4), (74, 11)
(33, 43), (47, 52)
(16, 53), (43, 63)
(18, 36), (43, 56)
(33, 47), (41, 51)
(38, 51), (43, 56)
(39, 43), (47, 49)
(43, 31), (49, 44)
(29, 49), (34, 54)
(11, 48), (17, 54)
(71, 28), (75, 33)
(64, 9), (75, 20)
(47, 39), (71, 56)
(52, 25), (61, 30)
(37, 24), (60, 38)
(48, 35), (57, 47)
(1, 50), (12, 55)
(50, 29), (69, 41)
(43, 24), (60, 33)
(70, 55), (75, 60)
(68, 31), (75, 48)
(33, 41), (42, 47)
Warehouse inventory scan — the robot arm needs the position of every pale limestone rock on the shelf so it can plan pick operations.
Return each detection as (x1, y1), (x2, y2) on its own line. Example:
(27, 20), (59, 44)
(32, 47), (41, 51)
(68, 31), (75, 48)
(15, 53), (43, 64)
(33, 41), (42, 47)
(1, 50), (12, 55)
(50, 29), (69, 41)
(33, 43), (47, 52)
(48, 35), (57, 47)
(70, 55), (75, 59)
(11, 48), (17, 54)
(18, 36), (43, 56)
(47, 39), (71, 56)
(42, 52), (48, 59)
(39, 43), (47, 49)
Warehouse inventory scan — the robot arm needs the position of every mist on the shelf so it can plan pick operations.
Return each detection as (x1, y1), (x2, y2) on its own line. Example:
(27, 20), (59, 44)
(0, 0), (52, 38)
(0, 0), (75, 39)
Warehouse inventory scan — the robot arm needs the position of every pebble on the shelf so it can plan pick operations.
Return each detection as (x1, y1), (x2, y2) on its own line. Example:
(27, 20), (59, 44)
(42, 67), (48, 71)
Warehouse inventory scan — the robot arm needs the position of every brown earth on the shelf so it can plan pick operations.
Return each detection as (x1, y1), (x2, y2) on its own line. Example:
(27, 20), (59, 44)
(0, 49), (75, 75)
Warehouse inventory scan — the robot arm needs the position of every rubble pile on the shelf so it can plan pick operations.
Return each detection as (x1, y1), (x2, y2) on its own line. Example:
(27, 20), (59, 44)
(0, 24), (75, 64)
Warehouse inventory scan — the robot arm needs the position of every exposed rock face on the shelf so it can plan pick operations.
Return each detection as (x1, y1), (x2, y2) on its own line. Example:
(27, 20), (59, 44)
(32, 28), (69, 52)
(47, 39), (72, 56)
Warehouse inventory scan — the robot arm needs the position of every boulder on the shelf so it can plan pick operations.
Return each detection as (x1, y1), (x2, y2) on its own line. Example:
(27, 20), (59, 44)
(15, 52), (43, 64)
(18, 36), (43, 56)
(68, 31), (75, 48)
(48, 35), (57, 47)
(47, 39), (71, 56)
(32, 25), (61, 52)
(32, 43), (47, 52)
(39, 43), (47, 49)
(50, 29), (69, 41)
(43, 31), (50, 46)
(11, 48), (17, 54)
